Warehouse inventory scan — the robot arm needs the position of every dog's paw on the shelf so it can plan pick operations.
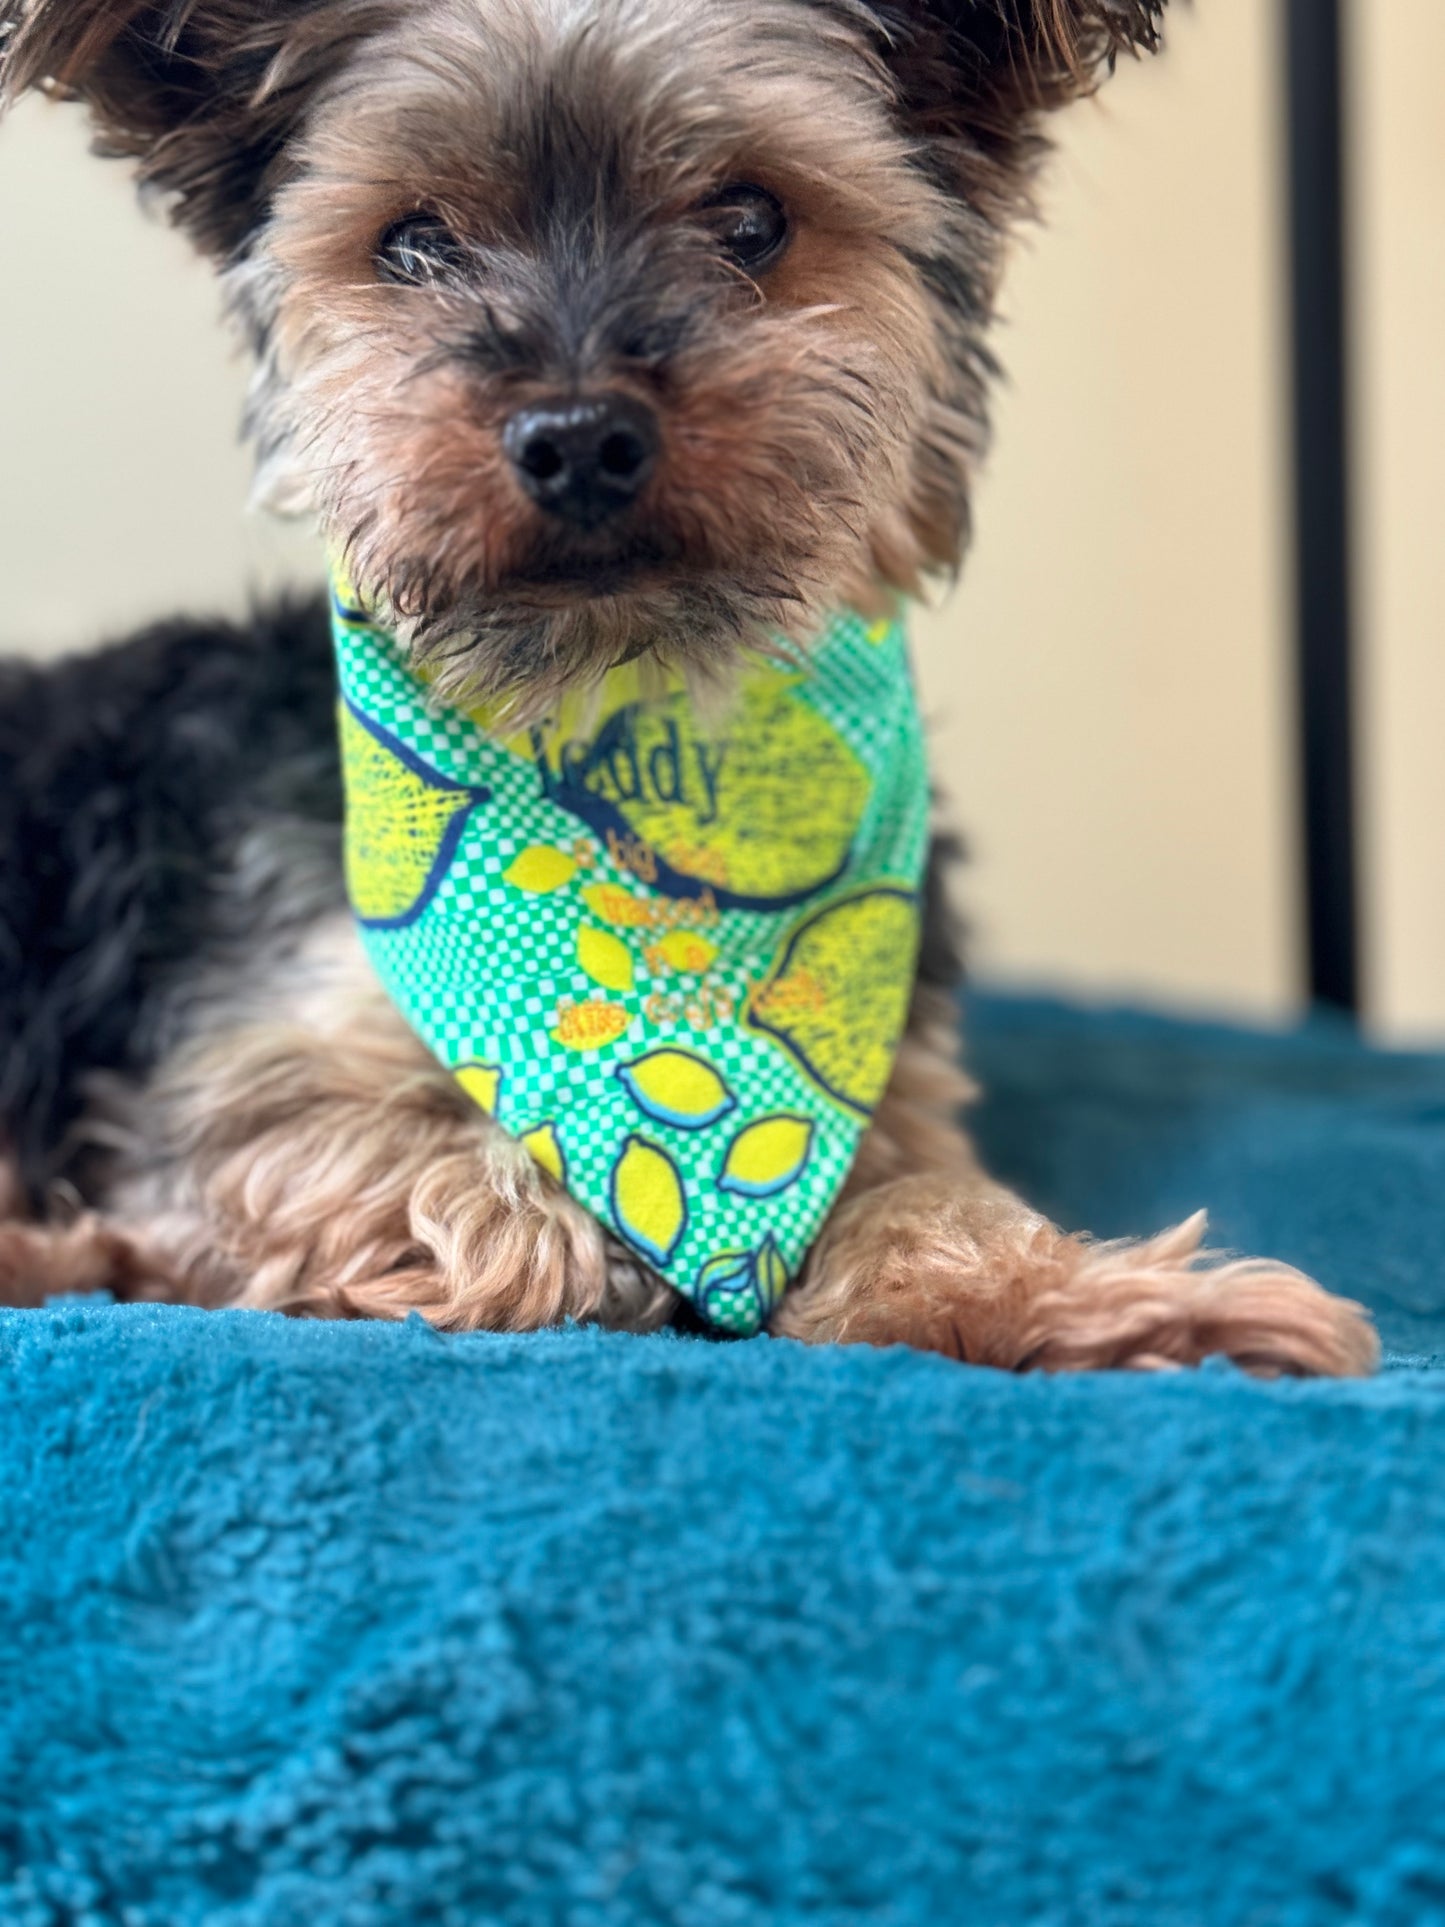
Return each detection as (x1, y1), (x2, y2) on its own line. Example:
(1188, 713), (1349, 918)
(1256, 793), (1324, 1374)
(776, 1179), (1378, 1379)
(1023, 1212), (1379, 1379)
(0, 1220), (94, 1309)
(0, 1214), (160, 1311)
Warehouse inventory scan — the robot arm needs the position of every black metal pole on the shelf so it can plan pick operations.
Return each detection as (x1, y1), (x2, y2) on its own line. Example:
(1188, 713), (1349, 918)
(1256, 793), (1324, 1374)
(1284, 0), (1359, 1014)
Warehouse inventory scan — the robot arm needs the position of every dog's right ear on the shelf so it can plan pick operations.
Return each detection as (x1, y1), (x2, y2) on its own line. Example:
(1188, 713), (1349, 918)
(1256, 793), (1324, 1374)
(859, 0), (1168, 215)
(0, 0), (388, 257)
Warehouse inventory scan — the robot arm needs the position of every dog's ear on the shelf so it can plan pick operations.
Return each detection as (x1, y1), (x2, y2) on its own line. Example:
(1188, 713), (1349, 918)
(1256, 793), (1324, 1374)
(862, 1), (1167, 207)
(0, 0), (387, 256)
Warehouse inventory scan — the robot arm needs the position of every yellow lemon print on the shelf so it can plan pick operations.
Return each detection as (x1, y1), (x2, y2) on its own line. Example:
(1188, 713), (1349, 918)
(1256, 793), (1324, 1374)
(863, 619), (893, 645)
(616, 1050), (735, 1130)
(536, 669), (869, 906)
(652, 930), (720, 975)
(754, 1236), (789, 1308)
(522, 1124), (566, 1184)
(504, 845), (577, 894)
(456, 1064), (502, 1115)
(611, 1137), (688, 1266)
(581, 883), (654, 929)
(718, 1116), (814, 1198)
(696, 1250), (757, 1325)
(748, 888), (919, 1117)
(332, 563), (371, 624)
(577, 926), (635, 994)
(552, 1002), (633, 1052)
(697, 1236), (789, 1321)
(340, 703), (489, 928)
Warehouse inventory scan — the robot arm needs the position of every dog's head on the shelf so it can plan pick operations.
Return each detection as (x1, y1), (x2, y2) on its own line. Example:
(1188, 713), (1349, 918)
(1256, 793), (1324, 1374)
(2, 0), (1164, 708)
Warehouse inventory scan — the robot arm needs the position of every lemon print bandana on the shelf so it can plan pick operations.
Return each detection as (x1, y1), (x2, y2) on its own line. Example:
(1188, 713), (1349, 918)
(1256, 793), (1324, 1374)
(331, 574), (931, 1334)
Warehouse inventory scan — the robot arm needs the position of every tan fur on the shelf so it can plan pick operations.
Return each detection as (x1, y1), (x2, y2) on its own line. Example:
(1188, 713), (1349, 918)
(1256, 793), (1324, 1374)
(0, 1216), (177, 1310)
(0, 1155), (179, 1308)
(770, 989), (1378, 1377)
(777, 1182), (1380, 1376)
(82, 919), (672, 1332)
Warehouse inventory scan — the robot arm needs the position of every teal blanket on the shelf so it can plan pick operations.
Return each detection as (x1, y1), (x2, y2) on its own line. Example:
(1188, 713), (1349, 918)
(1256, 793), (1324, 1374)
(3, 995), (1443, 1926)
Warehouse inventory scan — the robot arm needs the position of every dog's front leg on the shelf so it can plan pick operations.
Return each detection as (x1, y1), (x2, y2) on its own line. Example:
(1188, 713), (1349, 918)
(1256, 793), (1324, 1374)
(772, 991), (1379, 1378)
(64, 918), (675, 1333)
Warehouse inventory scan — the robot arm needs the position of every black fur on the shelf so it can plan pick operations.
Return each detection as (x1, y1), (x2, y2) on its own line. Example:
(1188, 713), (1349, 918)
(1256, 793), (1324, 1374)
(0, 0), (394, 258)
(0, 599), (343, 1207)
(917, 831), (966, 991)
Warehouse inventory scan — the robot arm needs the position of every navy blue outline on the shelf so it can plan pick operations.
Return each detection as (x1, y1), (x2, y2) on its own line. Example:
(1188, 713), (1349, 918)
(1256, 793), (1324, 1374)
(615, 1051), (738, 1131)
(531, 712), (856, 915)
(698, 1250), (754, 1296)
(753, 1234), (789, 1311)
(341, 697), (491, 931)
(745, 885), (919, 1119)
(717, 1116), (815, 1199)
(332, 587), (376, 627)
(697, 1251), (758, 1327)
(455, 1061), (504, 1115)
(696, 1234), (789, 1332)
(609, 1134), (688, 1268)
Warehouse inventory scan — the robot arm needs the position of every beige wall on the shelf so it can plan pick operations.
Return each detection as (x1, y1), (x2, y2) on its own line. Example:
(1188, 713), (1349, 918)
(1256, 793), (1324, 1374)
(0, 100), (315, 649)
(3, 3), (1432, 1032)
(1353, 0), (1445, 1041)
(914, 0), (1298, 1018)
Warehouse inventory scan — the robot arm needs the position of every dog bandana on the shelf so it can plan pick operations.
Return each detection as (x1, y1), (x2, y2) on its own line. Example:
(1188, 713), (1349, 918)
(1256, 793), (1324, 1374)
(331, 573), (931, 1334)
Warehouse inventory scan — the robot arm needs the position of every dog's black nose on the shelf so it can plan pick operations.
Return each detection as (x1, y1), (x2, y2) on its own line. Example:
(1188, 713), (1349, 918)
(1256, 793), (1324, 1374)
(503, 394), (659, 528)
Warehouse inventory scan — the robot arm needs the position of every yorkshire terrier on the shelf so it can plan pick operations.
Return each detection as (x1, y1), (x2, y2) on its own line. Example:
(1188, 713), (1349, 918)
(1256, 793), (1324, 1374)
(0, 0), (1378, 1375)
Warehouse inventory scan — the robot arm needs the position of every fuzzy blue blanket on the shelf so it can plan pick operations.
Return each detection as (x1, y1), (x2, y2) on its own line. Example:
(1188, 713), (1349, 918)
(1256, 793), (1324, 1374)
(3, 994), (1445, 1927)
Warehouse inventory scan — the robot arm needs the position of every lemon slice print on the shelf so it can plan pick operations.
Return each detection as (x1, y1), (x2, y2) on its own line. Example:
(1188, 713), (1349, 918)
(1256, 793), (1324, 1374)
(718, 1116), (814, 1198)
(577, 926), (635, 994)
(616, 1050), (736, 1129)
(611, 1137), (688, 1267)
(697, 1236), (789, 1331)
(341, 702), (490, 929)
(748, 888), (920, 1117)
(696, 1251), (759, 1331)
(522, 1124), (566, 1185)
(456, 1064), (502, 1115)
(754, 1236), (789, 1308)
(504, 845), (577, 894)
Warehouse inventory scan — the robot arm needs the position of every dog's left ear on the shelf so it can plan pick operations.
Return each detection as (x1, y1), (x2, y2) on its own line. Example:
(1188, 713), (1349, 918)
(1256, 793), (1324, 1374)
(0, 0), (388, 257)
(860, 0), (1168, 205)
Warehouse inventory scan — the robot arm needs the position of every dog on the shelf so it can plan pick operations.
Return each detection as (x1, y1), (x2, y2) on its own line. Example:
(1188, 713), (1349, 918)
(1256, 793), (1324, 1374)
(0, 0), (1378, 1374)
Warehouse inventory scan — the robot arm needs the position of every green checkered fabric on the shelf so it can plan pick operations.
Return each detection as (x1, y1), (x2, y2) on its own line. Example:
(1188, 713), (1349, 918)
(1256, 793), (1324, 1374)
(332, 574), (930, 1334)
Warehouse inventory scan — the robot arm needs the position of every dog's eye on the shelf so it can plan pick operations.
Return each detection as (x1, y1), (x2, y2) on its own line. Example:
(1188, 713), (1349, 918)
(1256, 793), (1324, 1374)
(376, 213), (469, 286)
(701, 185), (789, 274)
